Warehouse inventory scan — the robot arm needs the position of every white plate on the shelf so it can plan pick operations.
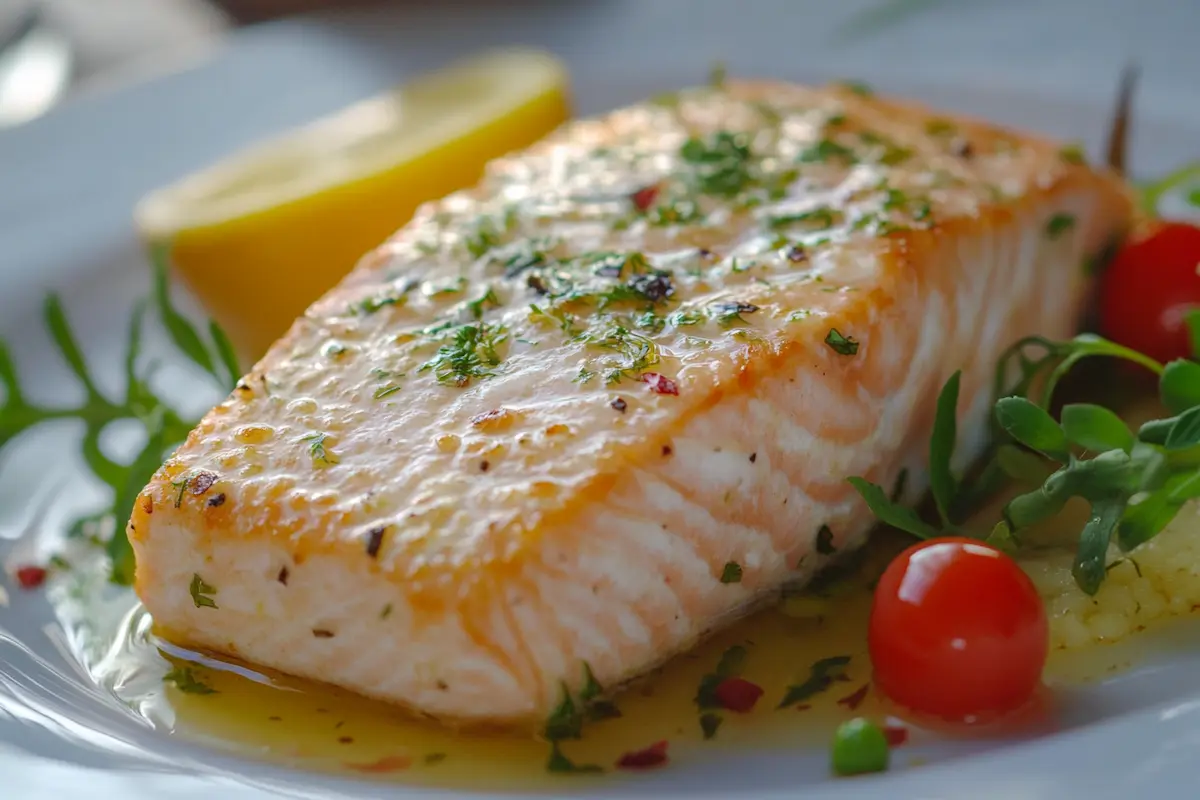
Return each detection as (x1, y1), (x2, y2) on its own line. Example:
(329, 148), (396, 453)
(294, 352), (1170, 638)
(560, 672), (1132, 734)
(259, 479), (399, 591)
(3, 1), (1200, 797)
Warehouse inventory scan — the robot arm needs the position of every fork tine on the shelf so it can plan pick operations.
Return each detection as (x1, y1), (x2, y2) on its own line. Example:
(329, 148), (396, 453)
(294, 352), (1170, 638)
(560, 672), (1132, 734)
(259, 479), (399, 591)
(1105, 64), (1139, 176)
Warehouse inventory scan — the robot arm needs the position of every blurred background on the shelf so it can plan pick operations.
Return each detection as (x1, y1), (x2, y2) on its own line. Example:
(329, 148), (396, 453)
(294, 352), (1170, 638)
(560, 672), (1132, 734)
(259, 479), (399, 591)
(4, 0), (1200, 129)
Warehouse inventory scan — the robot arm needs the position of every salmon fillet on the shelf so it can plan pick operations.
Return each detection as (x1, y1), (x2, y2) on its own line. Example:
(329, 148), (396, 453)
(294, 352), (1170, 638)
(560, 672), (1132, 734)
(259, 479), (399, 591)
(129, 79), (1132, 726)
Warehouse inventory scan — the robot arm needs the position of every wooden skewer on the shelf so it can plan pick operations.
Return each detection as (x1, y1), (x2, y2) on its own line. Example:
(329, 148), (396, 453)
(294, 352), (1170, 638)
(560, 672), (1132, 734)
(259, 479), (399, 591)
(1105, 65), (1139, 176)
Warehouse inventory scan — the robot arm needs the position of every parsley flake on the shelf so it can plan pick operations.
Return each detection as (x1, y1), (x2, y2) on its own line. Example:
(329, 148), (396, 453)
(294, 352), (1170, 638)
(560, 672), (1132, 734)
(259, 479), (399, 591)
(720, 561), (743, 583)
(302, 432), (339, 466)
(164, 665), (217, 694)
(1046, 213), (1076, 239)
(825, 329), (860, 356)
(189, 573), (218, 609)
(778, 655), (851, 708)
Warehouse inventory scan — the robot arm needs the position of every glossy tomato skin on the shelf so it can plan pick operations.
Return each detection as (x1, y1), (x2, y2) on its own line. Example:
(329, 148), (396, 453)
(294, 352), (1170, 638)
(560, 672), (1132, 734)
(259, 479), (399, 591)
(869, 537), (1048, 722)
(1099, 221), (1200, 365)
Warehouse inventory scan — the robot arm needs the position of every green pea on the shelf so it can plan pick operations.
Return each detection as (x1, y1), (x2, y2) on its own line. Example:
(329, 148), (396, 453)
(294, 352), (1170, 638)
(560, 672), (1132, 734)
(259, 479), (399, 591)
(831, 717), (889, 776)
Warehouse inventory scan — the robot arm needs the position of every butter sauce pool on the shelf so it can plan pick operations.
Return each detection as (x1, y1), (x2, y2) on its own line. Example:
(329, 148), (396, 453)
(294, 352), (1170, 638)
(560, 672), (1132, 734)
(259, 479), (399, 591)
(37, 526), (1195, 791)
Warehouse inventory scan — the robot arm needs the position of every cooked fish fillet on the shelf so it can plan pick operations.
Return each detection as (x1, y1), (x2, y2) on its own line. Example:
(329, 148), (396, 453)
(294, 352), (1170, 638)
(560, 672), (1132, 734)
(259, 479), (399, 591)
(129, 79), (1132, 725)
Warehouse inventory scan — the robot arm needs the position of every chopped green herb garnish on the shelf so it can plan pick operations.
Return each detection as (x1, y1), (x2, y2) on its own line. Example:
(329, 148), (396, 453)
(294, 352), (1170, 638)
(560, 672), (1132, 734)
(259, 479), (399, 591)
(302, 432), (339, 466)
(797, 139), (856, 164)
(164, 665), (217, 695)
(695, 645), (748, 710)
(465, 286), (501, 320)
(700, 712), (723, 740)
(546, 743), (604, 774)
(824, 329), (859, 356)
(778, 655), (851, 708)
(419, 323), (507, 387)
(720, 561), (743, 583)
(925, 119), (957, 136)
(769, 207), (840, 230)
(1046, 213), (1076, 239)
(580, 662), (621, 721)
(1059, 143), (1087, 164)
(669, 310), (705, 327)
(545, 684), (583, 742)
(189, 573), (218, 609)
(647, 197), (704, 227)
(679, 131), (757, 198)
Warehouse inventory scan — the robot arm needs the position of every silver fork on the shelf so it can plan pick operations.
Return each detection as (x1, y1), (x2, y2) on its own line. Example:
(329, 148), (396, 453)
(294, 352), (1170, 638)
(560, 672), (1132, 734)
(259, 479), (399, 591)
(0, 1), (72, 128)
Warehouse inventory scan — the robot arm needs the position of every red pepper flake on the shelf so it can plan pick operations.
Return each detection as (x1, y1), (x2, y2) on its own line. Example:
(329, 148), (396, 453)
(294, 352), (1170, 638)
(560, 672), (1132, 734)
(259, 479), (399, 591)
(616, 740), (669, 770)
(188, 470), (219, 496)
(631, 184), (660, 212)
(15, 566), (47, 590)
(640, 373), (679, 395)
(714, 676), (764, 713)
(884, 724), (908, 747)
(836, 682), (870, 711)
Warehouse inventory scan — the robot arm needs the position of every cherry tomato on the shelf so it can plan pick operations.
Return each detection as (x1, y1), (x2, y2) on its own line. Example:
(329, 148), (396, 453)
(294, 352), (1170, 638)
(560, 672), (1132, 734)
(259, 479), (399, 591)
(868, 537), (1048, 722)
(1099, 220), (1200, 365)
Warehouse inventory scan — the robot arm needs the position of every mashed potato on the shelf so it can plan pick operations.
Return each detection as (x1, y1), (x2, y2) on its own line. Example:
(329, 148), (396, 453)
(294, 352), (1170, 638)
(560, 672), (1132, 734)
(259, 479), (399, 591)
(1020, 501), (1200, 649)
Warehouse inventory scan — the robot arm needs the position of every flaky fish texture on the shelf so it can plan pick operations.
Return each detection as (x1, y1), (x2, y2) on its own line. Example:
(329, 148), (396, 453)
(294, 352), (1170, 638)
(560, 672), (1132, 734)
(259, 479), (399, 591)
(130, 79), (1132, 726)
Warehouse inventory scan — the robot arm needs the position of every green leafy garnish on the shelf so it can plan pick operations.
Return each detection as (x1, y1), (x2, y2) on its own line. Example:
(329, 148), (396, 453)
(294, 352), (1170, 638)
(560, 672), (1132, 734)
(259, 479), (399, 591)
(302, 432), (339, 466)
(847, 329), (1200, 595)
(164, 665), (217, 695)
(720, 561), (743, 583)
(0, 253), (238, 584)
(929, 371), (961, 525)
(546, 743), (604, 774)
(700, 712), (723, 740)
(695, 645), (747, 711)
(824, 329), (859, 356)
(1045, 213), (1076, 239)
(419, 323), (508, 387)
(189, 573), (218, 609)
(778, 655), (851, 708)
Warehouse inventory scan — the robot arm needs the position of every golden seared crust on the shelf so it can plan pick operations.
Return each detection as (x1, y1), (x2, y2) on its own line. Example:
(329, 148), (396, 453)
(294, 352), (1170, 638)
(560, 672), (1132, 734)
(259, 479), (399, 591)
(129, 80), (1132, 721)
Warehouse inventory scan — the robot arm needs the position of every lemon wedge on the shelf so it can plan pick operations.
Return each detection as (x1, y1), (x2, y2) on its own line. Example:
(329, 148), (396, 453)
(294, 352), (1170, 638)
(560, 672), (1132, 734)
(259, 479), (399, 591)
(136, 48), (570, 360)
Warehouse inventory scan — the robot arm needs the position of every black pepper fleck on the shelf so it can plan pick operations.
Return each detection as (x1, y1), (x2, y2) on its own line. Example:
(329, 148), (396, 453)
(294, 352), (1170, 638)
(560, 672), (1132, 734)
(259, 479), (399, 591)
(268, 716), (282, 722)
(365, 526), (386, 558)
(627, 272), (675, 302)
(312, 629), (335, 638)
(662, 445), (673, 457)
(786, 245), (807, 263)
(526, 273), (548, 295)
(207, 493), (226, 508)
(338, 736), (354, 744)
(951, 138), (974, 158)
(480, 460), (490, 472)
(436, 680), (449, 690)
(611, 397), (628, 413)
(749, 453), (757, 463)
(697, 247), (715, 258)
(277, 566), (289, 585)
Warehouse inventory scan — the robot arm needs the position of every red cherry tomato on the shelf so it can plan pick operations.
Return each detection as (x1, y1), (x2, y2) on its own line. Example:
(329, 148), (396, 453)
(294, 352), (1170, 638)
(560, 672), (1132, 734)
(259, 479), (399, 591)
(1099, 220), (1200, 365)
(868, 537), (1048, 722)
